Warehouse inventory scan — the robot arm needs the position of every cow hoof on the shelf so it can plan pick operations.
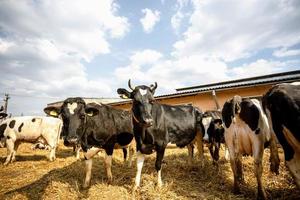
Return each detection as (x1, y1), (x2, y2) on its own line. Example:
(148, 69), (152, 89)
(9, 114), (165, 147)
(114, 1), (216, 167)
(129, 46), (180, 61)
(257, 190), (267, 200)
(157, 182), (163, 188)
(233, 187), (241, 194)
(127, 162), (132, 168)
(82, 182), (90, 189)
(212, 160), (218, 166)
(107, 178), (112, 184)
(133, 185), (139, 191)
(3, 162), (9, 166)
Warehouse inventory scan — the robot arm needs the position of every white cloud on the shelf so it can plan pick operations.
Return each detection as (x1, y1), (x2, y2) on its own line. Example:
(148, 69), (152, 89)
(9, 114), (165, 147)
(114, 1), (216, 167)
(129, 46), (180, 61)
(0, 0), (129, 115)
(273, 47), (300, 57)
(114, 49), (297, 95)
(114, 49), (229, 93)
(172, 0), (300, 61)
(228, 59), (286, 79)
(140, 8), (161, 33)
(171, 0), (189, 31)
(171, 11), (184, 31)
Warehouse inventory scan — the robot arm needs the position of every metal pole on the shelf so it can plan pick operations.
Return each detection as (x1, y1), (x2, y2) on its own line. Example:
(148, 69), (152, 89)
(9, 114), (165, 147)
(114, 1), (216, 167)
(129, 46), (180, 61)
(3, 93), (10, 113)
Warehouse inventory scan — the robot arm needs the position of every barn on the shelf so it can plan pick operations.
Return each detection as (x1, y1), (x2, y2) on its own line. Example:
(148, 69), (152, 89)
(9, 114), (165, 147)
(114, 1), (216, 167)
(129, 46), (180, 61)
(47, 70), (300, 111)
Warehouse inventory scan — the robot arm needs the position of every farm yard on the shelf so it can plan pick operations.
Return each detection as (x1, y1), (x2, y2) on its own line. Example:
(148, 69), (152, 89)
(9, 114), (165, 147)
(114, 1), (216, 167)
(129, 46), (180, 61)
(1, 142), (299, 200)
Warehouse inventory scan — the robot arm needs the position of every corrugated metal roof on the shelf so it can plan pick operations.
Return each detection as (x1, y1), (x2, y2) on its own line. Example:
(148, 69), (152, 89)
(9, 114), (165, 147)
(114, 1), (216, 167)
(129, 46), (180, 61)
(176, 70), (300, 92)
(109, 70), (300, 105)
(48, 97), (128, 107)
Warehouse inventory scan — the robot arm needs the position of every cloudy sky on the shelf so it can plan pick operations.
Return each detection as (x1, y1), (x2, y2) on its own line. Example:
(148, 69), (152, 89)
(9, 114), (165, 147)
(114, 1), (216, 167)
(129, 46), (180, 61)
(0, 0), (300, 116)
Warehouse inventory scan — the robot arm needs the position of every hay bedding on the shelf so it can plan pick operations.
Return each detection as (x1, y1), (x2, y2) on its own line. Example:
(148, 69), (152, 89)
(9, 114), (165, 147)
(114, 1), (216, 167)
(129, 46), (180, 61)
(0, 142), (299, 200)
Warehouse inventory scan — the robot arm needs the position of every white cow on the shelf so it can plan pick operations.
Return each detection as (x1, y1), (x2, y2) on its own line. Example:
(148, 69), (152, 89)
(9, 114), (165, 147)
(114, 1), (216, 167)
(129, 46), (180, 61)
(222, 96), (279, 200)
(0, 116), (62, 165)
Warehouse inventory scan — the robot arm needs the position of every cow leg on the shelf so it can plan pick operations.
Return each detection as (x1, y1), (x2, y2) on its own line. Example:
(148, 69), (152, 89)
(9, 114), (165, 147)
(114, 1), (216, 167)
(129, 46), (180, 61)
(4, 138), (14, 165)
(208, 143), (214, 161)
(212, 142), (220, 165)
(187, 143), (194, 165)
(122, 148), (127, 163)
(83, 158), (93, 188)
(83, 147), (101, 188)
(227, 142), (242, 193)
(229, 156), (242, 194)
(224, 145), (230, 161)
(269, 133), (280, 174)
(195, 131), (204, 166)
(104, 147), (114, 183)
(43, 136), (57, 161)
(48, 146), (56, 161)
(134, 151), (145, 190)
(11, 141), (20, 162)
(285, 153), (300, 189)
(155, 146), (166, 187)
(128, 143), (135, 167)
(253, 146), (267, 200)
(235, 155), (244, 183)
(75, 146), (81, 160)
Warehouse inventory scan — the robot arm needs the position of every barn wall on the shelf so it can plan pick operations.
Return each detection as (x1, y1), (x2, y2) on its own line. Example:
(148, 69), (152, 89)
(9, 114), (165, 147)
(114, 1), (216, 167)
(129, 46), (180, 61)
(111, 83), (273, 111)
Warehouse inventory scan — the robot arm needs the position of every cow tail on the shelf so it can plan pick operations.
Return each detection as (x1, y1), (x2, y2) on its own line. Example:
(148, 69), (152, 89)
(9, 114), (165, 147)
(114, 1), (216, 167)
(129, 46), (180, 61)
(57, 120), (63, 145)
(195, 107), (203, 133)
(233, 125), (239, 156)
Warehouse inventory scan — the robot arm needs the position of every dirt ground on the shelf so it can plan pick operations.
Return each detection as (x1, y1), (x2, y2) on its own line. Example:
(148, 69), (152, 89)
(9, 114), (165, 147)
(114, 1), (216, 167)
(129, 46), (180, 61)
(0, 141), (299, 200)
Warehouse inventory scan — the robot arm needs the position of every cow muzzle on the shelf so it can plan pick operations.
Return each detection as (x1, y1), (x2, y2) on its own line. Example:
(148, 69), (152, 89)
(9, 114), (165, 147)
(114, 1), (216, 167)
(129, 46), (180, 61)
(64, 137), (78, 146)
(143, 118), (153, 127)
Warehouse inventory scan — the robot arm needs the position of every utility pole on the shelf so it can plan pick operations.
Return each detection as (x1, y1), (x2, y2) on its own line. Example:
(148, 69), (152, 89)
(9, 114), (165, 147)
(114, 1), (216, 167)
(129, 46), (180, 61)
(3, 93), (10, 113)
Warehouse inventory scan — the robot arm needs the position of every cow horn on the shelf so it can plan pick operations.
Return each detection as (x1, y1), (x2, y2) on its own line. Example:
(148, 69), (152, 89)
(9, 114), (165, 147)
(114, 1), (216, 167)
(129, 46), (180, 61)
(128, 79), (134, 91)
(150, 82), (157, 91)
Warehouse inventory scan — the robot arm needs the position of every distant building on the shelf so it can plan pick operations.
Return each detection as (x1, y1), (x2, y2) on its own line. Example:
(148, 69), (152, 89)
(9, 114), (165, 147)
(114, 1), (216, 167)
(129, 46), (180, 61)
(47, 97), (128, 107)
(46, 70), (300, 111)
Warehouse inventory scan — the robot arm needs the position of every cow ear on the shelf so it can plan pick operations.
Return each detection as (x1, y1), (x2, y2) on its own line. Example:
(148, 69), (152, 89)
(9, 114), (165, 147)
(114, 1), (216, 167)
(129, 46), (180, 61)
(0, 112), (7, 119)
(117, 88), (132, 99)
(85, 106), (99, 117)
(44, 106), (61, 117)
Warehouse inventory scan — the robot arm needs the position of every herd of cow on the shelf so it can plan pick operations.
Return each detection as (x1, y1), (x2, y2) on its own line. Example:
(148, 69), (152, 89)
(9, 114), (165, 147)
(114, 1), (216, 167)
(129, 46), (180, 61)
(0, 80), (299, 199)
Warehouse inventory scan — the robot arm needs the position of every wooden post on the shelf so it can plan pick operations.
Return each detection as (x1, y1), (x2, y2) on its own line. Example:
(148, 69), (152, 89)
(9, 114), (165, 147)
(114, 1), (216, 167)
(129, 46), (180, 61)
(211, 90), (221, 111)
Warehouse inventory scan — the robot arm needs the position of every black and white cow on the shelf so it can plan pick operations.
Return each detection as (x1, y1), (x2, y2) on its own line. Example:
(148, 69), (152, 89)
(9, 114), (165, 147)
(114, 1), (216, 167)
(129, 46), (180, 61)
(44, 97), (134, 188)
(44, 104), (82, 159)
(262, 82), (300, 189)
(0, 106), (7, 121)
(0, 116), (62, 165)
(201, 110), (226, 163)
(222, 95), (279, 200)
(117, 80), (203, 189)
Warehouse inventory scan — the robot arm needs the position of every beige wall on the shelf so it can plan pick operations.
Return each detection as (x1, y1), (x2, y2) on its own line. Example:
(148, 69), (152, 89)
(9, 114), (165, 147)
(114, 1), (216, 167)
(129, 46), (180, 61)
(111, 83), (274, 111)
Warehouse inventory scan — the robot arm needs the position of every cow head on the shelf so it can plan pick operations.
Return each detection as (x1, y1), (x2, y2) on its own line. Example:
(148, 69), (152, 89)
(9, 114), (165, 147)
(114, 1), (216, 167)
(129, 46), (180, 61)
(44, 97), (87, 146)
(222, 95), (242, 128)
(117, 79), (157, 127)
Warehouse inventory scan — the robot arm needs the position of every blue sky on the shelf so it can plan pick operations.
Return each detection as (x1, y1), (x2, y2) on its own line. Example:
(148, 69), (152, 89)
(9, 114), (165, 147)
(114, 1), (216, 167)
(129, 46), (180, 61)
(0, 0), (300, 115)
